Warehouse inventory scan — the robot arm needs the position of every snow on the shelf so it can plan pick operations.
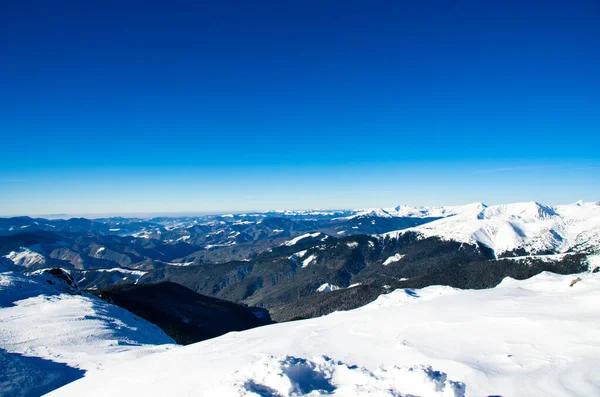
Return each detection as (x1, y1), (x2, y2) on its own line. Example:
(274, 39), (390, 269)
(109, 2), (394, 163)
(0, 349), (85, 397)
(499, 253), (569, 262)
(587, 254), (600, 271)
(205, 241), (236, 249)
(176, 235), (190, 242)
(262, 209), (346, 217)
(282, 233), (321, 246)
(77, 268), (148, 286)
(301, 254), (316, 268)
(339, 203), (484, 220)
(94, 268), (147, 277)
(288, 250), (308, 260)
(48, 271), (600, 397)
(315, 283), (340, 292)
(391, 203), (485, 219)
(166, 261), (194, 267)
(0, 271), (176, 396)
(385, 201), (600, 257)
(341, 208), (394, 219)
(3, 247), (45, 268)
(382, 253), (405, 266)
(346, 241), (359, 248)
(132, 232), (152, 239)
(89, 246), (107, 259)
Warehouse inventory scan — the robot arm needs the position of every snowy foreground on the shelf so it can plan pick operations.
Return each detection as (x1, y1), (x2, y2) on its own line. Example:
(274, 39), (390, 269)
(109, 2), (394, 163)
(48, 271), (600, 397)
(0, 271), (176, 397)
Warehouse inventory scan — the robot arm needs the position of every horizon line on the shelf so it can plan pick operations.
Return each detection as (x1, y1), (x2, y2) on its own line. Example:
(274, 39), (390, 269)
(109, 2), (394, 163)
(1, 199), (598, 220)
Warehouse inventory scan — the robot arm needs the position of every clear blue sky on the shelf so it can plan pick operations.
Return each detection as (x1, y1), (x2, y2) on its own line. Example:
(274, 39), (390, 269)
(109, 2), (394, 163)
(1, 0), (599, 216)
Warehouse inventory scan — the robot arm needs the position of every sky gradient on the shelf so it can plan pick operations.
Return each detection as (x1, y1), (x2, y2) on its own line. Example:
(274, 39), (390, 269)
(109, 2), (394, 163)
(2, 1), (599, 216)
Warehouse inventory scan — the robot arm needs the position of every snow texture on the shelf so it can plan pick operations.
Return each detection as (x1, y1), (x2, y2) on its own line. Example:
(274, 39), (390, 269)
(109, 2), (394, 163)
(3, 247), (45, 268)
(383, 253), (405, 266)
(0, 270), (176, 396)
(315, 283), (341, 292)
(288, 250), (308, 261)
(301, 254), (316, 268)
(48, 271), (600, 397)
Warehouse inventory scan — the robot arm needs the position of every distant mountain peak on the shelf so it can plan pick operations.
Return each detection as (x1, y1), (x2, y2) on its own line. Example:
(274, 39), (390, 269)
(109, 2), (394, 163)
(386, 200), (600, 257)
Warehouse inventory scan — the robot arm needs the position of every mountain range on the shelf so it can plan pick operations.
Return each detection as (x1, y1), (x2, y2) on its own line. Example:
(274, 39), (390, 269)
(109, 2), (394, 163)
(1, 200), (599, 396)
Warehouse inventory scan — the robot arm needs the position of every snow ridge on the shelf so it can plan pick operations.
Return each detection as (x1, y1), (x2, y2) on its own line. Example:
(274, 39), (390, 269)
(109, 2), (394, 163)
(0, 270), (176, 396)
(384, 200), (600, 257)
(3, 247), (46, 268)
(283, 233), (322, 246)
(341, 203), (486, 220)
(316, 283), (340, 292)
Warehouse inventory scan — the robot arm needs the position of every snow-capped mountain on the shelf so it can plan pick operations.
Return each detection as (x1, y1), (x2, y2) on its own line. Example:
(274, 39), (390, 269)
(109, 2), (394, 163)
(385, 201), (600, 258)
(47, 271), (600, 397)
(0, 269), (176, 396)
(344, 203), (486, 220)
(3, 247), (46, 268)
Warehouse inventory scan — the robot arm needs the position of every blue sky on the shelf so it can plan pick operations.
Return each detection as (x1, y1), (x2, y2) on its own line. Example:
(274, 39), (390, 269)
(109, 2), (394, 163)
(1, 1), (599, 216)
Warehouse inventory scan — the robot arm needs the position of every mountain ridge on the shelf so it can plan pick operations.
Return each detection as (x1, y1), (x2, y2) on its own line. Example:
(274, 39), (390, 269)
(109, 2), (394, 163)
(384, 200), (600, 258)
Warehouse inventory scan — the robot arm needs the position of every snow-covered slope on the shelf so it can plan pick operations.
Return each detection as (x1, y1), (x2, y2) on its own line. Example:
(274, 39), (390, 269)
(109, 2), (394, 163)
(0, 269), (176, 397)
(385, 201), (600, 257)
(282, 232), (324, 246)
(3, 247), (46, 268)
(315, 283), (341, 292)
(48, 271), (600, 397)
(343, 207), (396, 219)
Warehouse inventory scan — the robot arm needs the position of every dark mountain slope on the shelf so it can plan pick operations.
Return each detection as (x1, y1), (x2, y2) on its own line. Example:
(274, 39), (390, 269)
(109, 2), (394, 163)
(90, 282), (272, 345)
(269, 284), (386, 322)
(268, 254), (589, 322)
(137, 232), (590, 323)
(0, 231), (65, 254)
